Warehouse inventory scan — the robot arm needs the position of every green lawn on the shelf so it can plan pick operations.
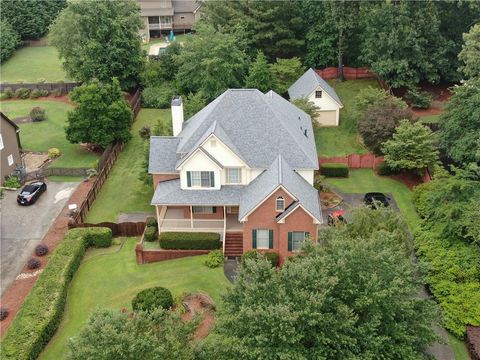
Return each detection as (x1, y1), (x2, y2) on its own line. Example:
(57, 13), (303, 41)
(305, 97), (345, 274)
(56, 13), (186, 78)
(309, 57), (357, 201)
(1, 46), (68, 83)
(86, 108), (171, 222)
(142, 33), (190, 52)
(315, 79), (378, 157)
(418, 114), (441, 124)
(40, 238), (230, 360)
(0, 100), (99, 168)
(324, 169), (470, 360)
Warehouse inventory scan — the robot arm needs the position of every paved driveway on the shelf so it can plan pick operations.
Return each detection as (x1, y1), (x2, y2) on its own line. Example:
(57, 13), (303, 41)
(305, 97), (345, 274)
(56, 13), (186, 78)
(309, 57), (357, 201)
(0, 181), (78, 296)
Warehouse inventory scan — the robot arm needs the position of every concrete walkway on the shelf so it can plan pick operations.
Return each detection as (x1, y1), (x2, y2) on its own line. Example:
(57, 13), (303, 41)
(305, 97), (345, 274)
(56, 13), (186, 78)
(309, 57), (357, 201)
(223, 259), (238, 283)
(116, 212), (154, 223)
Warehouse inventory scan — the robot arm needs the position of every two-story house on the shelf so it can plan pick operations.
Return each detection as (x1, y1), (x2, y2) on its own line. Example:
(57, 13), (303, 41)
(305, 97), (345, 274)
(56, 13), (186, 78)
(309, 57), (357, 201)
(149, 89), (322, 263)
(138, 0), (201, 42)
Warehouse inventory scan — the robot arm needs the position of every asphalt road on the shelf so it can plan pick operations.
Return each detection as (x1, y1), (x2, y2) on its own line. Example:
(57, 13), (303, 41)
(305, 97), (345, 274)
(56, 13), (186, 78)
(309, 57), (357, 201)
(0, 181), (78, 296)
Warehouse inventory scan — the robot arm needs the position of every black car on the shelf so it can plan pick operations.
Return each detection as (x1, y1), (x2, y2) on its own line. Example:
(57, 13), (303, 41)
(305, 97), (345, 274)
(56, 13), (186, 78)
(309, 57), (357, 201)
(17, 182), (47, 205)
(364, 192), (390, 208)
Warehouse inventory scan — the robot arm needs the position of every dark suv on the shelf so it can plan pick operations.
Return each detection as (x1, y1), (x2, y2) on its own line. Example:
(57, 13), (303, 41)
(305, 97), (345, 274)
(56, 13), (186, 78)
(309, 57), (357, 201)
(364, 192), (390, 208)
(17, 182), (47, 205)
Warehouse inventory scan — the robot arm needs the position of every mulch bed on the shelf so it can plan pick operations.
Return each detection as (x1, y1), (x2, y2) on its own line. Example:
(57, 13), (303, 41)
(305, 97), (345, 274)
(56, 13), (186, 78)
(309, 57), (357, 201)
(388, 172), (424, 190)
(467, 325), (480, 360)
(0, 179), (94, 336)
(181, 293), (216, 340)
(320, 191), (343, 209)
(0, 94), (72, 105)
(12, 116), (32, 125)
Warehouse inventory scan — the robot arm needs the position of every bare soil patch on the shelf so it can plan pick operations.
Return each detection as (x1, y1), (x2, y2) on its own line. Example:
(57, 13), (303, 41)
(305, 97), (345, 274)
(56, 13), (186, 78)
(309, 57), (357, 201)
(22, 152), (50, 172)
(181, 293), (216, 340)
(320, 190), (343, 209)
(388, 172), (424, 190)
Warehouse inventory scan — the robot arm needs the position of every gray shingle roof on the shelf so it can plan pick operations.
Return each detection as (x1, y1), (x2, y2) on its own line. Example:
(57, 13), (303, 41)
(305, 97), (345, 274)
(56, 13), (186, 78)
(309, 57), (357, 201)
(239, 155), (322, 223)
(172, 0), (201, 13)
(149, 137), (181, 173)
(288, 68), (343, 107)
(176, 89), (318, 170)
(151, 179), (244, 206)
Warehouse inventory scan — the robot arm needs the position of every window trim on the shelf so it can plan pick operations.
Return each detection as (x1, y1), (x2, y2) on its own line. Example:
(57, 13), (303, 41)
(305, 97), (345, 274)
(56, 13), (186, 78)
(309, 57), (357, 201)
(256, 229), (270, 250)
(187, 171), (215, 188)
(275, 197), (285, 212)
(0, 134), (4, 150)
(289, 231), (308, 252)
(225, 167), (242, 184)
(7, 154), (14, 166)
(315, 90), (322, 98)
(192, 206), (216, 214)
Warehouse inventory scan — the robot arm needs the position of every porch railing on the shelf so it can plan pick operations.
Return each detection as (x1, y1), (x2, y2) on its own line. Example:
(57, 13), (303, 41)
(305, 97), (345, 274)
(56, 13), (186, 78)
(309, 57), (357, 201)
(159, 218), (224, 231)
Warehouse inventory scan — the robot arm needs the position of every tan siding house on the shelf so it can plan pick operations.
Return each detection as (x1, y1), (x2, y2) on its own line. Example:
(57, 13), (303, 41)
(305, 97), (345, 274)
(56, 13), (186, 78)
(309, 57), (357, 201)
(0, 112), (22, 184)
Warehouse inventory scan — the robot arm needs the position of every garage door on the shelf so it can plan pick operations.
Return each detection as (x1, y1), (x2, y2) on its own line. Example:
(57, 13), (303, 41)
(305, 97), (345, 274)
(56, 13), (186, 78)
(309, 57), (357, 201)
(315, 110), (337, 126)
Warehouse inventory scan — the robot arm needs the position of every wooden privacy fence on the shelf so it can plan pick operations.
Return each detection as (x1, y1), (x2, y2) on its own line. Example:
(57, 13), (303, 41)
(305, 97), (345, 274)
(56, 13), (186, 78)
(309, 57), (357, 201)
(69, 221), (146, 237)
(315, 67), (390, 91)
(129, 88), (141, 120)
(319, 153), (384, 169)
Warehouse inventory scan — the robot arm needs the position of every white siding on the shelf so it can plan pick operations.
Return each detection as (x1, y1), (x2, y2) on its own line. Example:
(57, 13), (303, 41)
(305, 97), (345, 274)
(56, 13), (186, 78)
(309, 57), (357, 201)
(296, 170), (314, 185)
(179, 150), (221, 189)
(307, 85), (341, 126)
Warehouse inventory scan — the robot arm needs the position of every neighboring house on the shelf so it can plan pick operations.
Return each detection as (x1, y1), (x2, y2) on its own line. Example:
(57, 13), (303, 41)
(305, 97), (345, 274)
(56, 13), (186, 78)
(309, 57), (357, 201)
(149, 89), (322, 264)
(0, 112), (22, 184)
(288, 68), (344, 127)
(138, 0), (201, 42)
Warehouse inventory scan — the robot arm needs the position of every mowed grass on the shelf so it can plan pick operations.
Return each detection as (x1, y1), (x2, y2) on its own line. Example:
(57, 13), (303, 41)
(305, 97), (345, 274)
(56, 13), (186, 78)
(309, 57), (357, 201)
(86, 108), (171, 222)
(40, 238), (230, 360)
(141, 33), (190, 52)
(1, 46), (68, 83)
(0, 100), (98, 168)
(315, 79), (378, 157)
(418, 114), (441, 123)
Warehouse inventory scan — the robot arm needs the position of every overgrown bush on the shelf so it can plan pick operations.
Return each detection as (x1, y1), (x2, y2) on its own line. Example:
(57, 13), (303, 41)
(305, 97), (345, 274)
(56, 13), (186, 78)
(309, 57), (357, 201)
(1, 87), (14, 99)
(34, 244), (49, 257)
(264, 252), (278, 267)
(138, 125), (151, 140)
(0, 227), (112, 360)
(241, 250), (262, 266)
(141, 83), (175, 108)
(406, 89), (433, 109)
(376, 162), (399, 176)
(320, 163), (349, 177)
(47, 148), (60, 159)
(15, 87), (30, 99)
(143, 226), (157, 242)
(0, 308), (9, 321)
(204, 250), (224, 268)
(27, 258), (41, 270)
(131, 287), (173, 312)
(4, 176), (21, 188)
(52, 88), (63, 97)
(146, 217), (158, 228)
(159, 232), (221, 250)
(30, 107), (47, 122)
(242, 250), (277, 267)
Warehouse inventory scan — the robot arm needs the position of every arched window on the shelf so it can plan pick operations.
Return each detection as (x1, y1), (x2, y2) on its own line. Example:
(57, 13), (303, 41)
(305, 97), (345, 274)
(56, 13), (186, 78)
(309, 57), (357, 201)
(276, 197), (285, 211)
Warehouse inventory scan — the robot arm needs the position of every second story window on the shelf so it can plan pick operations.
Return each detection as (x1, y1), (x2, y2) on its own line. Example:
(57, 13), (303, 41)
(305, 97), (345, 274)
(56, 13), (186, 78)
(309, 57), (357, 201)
(187, 171), (215, 188)
(276, 197), (285, 211)
(315, 90), (322, 98)
(226, 168), (241, 184)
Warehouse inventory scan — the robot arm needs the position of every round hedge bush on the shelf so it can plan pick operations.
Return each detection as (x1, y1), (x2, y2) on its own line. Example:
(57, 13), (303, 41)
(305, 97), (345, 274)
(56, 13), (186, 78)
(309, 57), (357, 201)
(34, 244), (49, 257)
(132, 287), (173, 312)
(27, 257), (41, 270)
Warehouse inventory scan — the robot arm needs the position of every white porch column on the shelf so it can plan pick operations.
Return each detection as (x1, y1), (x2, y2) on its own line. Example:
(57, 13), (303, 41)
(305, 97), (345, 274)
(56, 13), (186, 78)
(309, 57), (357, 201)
(223, 206), (227, 255)
(156, 205), (160, 234)
(190, 206), (193, 228)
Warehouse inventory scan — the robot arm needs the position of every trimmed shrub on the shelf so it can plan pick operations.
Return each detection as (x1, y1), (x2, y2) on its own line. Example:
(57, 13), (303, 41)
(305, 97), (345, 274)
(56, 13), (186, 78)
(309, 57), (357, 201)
(146, 217), (158, 228)
(376, 162), (399, 176)
(47, 148), (60, 159)
(52, 88), (63, 97)
(264, 252), (278, 267)
(15, 87), (30, 99)
(141, 83), (175, 109)
(320, 163), (349, 177)
(2, 87), (14, 99)
(131, 287), (173, 312)
(144, 226), (157, 242)
(0, 308), (9, 321)
(3, 176), (21, 189)
(29, 89), (43, 99)
(0, 227), (112, 360)
(204, 250), (224, 268)
(35, 244), (49, 257)
(27, 258), (41, 270)
(88, 227), (113, 248)
(30, 107), (47, 122)
(159, 232), (221, 250)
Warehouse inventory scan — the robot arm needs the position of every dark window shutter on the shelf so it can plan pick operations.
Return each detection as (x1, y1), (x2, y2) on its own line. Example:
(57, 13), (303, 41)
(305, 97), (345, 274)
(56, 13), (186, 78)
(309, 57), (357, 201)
(288, 232), (292, 251)
(304, 232), (310, 240)
(268, 229), (273, 249)
(187, 171), (191, 187)
(210, 172), (215, 187)
(212, 206), (216, 213)
(252, 229), (257, 249)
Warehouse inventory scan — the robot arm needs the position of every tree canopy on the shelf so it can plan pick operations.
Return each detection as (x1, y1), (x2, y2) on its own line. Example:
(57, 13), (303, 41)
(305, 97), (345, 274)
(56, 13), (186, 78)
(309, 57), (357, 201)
(245, 52), (276, 92)
(49, 0), (144, 90)
(458, 23), (480, 79)
(66, 79), (132, 148)
(270, 57), (304, 96)
(201, 207), (437, 360)
(0, 20), (21, 63)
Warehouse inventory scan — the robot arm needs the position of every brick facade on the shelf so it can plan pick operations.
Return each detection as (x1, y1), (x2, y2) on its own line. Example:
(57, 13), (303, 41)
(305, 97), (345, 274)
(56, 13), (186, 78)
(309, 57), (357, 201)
(153, 173), (180, 190)
(135, 243), (210, 264)
(243, 188), (318, 265)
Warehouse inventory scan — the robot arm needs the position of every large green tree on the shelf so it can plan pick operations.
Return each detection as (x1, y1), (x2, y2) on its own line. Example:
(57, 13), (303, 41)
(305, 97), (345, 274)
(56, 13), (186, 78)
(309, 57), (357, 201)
(0, 0), (66, 40)
(69, 309), (196, 360)
(458, 23), (480, 79)
(438, 78), (480, 165)
(245, 51), (276, 92)
(0, 20), (21, 63)
(175, 24), (248, 101)
(66, 79), (132, 148)
(270, 57), (304, 96)
(49, 0), (144, 90)
(200, 207), (437, 359)
(382, 120), (439, 173)
(360, 1), (447, 89)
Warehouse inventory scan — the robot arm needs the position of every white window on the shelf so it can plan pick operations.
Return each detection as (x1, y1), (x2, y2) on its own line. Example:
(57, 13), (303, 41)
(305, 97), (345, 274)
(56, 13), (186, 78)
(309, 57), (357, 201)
(7, 154), (14, 166)
(192, 206), (215, 214)
(0, 134), (4, 150)
(226, 168), (241, 184)
(256, 229), (269, 249)
(315, 90), (322, 98)
(188, 171), (214, 188)
(276, 197), (285, 211)
(291, 231), (307, 251)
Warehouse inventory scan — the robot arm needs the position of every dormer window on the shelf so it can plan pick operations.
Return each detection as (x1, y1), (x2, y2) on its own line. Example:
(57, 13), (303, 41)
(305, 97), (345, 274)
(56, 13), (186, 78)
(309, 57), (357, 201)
(187, 171), (215, 188)
(315, 90), (322, 98)
(226, 168), (241, 184)
(276, 197), (285, 211)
